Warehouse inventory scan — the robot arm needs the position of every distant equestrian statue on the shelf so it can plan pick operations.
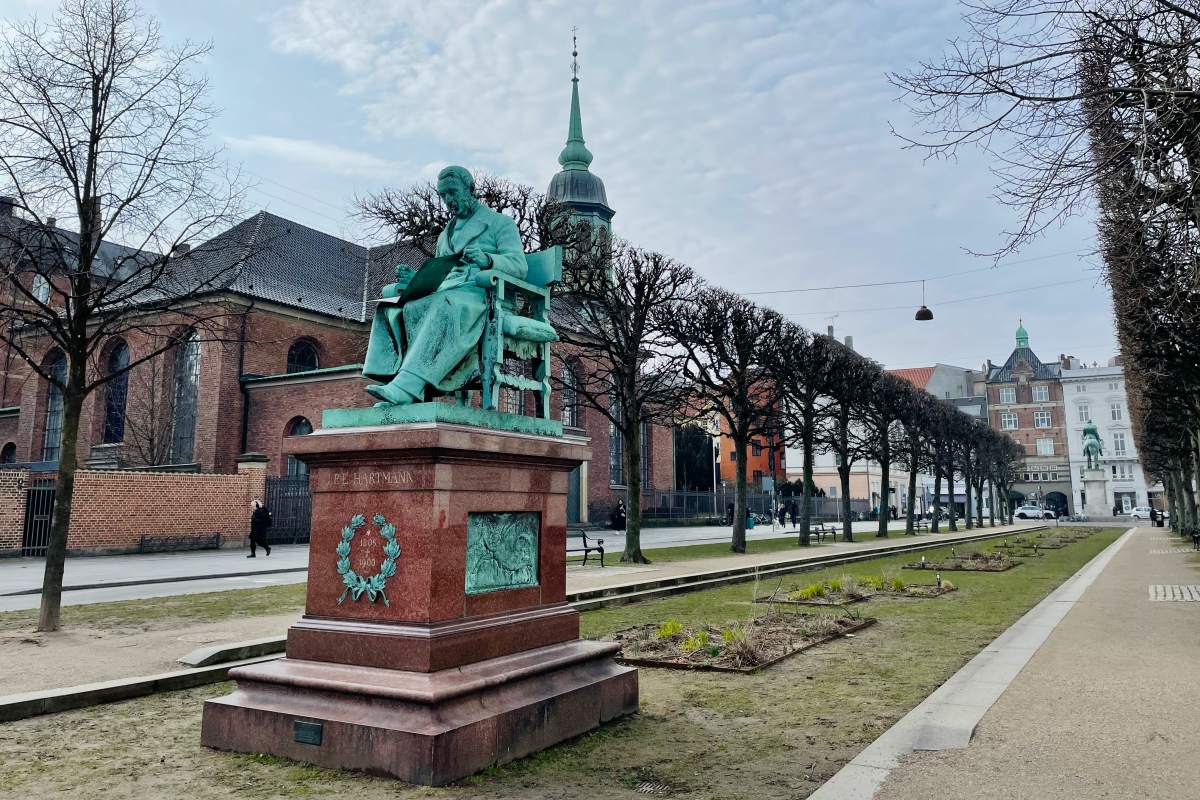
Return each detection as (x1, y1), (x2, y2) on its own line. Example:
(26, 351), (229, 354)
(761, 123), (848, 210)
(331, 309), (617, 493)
(1081, 420), (1104, 470)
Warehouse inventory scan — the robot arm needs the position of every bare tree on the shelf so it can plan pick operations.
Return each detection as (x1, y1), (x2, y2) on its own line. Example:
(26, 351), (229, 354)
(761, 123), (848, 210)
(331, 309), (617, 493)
(815, 350), (882, 542)
(855, 372), (912, 538)
(554, 241), (701, 563)
(119, 348), (176, 466)
(0, 0), (249, 630)
(669, 289), (785, 553)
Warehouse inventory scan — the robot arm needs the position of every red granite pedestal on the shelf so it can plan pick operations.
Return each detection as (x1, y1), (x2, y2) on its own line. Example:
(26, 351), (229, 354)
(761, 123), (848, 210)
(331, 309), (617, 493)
(201, 423), (638, 785)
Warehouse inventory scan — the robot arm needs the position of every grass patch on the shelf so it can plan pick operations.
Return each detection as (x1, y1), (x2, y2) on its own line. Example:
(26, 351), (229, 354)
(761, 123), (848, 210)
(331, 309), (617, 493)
(0, 581), (307, 633)
(0, 529), (1121, 800)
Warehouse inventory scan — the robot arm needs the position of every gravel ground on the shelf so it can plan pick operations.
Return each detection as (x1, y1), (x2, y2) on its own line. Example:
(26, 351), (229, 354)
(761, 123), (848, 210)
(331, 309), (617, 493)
(0, 612), (299, 693)
(877, 526), (1200, 799)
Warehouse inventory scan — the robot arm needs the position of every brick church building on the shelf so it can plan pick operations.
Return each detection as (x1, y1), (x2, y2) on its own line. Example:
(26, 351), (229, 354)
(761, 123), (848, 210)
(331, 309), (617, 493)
(0, 63), (672, 533)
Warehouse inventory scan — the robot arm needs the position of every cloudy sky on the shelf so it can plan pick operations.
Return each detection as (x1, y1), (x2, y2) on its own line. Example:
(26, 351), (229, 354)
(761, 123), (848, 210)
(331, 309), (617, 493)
(1, 0), (1116, 372)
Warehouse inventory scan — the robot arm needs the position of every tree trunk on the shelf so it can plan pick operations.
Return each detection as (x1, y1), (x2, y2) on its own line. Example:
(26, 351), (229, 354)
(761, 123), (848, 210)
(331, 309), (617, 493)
(876, 434), (890, 538)
(620, 422), (648, 564)
(798, 405), (814, 546)
(37, 385), (84, 632)
(838, 463), (853, 542)
(987, 481), (996, 527)
(932, 458), (942, 533)
(963, 466), (974, 530)
(905, 443), (919, 535)
(946, 459), (958, 532)
(732, 435), (749, 553)
(975, 477), (985, 527)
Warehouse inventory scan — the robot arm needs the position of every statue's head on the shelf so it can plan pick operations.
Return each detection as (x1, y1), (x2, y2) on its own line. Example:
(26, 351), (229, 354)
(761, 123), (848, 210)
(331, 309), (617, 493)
(436, 165), (478, 219)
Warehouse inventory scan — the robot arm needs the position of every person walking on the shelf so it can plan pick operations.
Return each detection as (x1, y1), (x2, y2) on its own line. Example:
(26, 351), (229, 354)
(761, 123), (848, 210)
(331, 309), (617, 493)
(777, 502), (788, 528)
(248, 499), (272, 558)
(789, 500), (799, 529)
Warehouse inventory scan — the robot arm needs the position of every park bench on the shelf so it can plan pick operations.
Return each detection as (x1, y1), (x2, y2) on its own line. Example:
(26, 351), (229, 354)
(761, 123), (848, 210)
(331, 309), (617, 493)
(137, 532), (221, 554)
(567, 529), (605, 567)
(909, 520), (930, 535)
(807, 522), (836, 543)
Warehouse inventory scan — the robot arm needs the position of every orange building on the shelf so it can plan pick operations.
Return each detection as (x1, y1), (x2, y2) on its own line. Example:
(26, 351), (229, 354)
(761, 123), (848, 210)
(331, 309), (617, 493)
(715, 415), (786, 490)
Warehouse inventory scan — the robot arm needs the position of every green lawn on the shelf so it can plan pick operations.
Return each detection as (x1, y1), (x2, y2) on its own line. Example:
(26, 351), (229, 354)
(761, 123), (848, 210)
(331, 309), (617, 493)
(0, 528), (1121, 800)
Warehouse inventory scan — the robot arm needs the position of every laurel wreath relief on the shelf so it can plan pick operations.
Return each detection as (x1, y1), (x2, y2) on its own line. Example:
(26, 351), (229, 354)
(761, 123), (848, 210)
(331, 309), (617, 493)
(336, 513), (400, 605)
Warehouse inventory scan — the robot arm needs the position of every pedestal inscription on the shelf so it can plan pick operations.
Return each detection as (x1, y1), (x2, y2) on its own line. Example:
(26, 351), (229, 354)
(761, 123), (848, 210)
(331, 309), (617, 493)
(466, 511), (540, 594)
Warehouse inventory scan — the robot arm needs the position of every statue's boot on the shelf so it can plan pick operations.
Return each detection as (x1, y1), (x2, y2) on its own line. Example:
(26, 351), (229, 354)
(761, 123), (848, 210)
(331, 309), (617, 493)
(366, 370), (424, 407)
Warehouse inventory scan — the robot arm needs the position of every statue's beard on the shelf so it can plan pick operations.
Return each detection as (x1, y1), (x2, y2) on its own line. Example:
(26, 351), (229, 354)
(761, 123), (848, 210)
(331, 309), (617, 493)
(447, 197), (476, 219)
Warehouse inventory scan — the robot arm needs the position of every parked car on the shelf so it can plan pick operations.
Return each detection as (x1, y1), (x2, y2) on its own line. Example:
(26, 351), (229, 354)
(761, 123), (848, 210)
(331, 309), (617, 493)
(1014, 505), (1056, 520)
(1130, 506), (1168, 521)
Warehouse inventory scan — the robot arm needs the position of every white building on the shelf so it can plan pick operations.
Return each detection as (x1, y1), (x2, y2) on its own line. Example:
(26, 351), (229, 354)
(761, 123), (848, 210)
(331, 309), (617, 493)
(1059, 358), (1158, 513)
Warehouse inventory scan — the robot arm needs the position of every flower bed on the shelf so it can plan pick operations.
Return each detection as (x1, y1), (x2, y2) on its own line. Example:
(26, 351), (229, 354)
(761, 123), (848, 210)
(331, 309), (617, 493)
(900, 582), (959, 598)
(904, 551), (1020, 572)
(610, 612), (876, 674)
(753, 577), (872, 607)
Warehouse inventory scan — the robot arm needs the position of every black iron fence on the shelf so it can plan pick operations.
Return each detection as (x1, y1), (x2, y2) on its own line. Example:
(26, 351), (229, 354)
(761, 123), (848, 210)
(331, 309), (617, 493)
(641, 488), (870, 522)
(20, 476), (56, 557)
(264, 474), (312, 545)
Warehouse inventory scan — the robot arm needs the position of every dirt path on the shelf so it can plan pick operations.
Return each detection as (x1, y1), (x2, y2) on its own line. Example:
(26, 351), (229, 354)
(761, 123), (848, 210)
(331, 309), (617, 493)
(876, 526), (1200, 799)
(0, 612), (299, 694)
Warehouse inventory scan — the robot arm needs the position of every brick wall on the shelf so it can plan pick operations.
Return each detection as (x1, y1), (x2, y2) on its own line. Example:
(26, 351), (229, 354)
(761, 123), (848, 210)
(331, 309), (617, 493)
(0, 469), (27, 555)
(63, 468), (265, 554)
(246, 371), (372, 475)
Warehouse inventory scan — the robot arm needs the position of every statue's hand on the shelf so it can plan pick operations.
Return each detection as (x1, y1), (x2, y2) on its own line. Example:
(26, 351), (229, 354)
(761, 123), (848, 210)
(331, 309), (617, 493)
(463, 245), (491, 269)
(394, 264), (414, 285)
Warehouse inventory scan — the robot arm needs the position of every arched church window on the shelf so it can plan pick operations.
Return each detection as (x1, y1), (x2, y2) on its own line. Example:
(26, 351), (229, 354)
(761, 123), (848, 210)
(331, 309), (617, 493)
(561, 362), (580, 428)
(1, 442), (16, 463)
(287, 340), (320, 374)
(168, 330), (201, 463)
(42, 351), (67, 461)
(102, 340), (130, 444)
(285, 416), (313, 476)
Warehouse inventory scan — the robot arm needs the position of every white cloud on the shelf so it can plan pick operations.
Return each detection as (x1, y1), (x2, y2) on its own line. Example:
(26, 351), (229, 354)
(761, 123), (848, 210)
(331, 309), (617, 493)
(223, 134), (405, 177)
(264, 0), (1111, 367)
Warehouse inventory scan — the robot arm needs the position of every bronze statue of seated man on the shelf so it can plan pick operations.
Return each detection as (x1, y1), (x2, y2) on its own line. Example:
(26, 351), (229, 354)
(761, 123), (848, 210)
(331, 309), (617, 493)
(362, 165), (526, 407)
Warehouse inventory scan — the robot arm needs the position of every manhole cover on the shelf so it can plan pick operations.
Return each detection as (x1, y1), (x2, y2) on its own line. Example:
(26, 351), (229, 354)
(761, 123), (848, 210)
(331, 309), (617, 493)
(1149, 585), (1200, 601)
(635, 782), (674, 796)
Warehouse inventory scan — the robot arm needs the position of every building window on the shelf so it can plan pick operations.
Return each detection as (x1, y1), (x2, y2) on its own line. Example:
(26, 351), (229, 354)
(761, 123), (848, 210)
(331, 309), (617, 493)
(0, 442), (14, 463)
(1113, 432), (1127, 456)
(31, 274), (50, 304)
(753, 469), (764, 486)
(829, 487), (837, 498)
(1022, 472), (1030, 482)
(999, 387), (1016, 404)
(1032, 385), (1049, 402)
(285, 416), (313, 476)
(1108, 381), (1120, 390)
(286, 340), (320, 374)
(102, 340), (129, 444)
(1077, 404), (1090, 423)
(168, 330), (201, 464)
(752, 442), (762, 457)
(609, 398), (624, 486)
(729, 450), (737, 461)
(1036, 438), (1054, 456)
(1033, 411), (1052, 428)
(1000, 411), (1018, 430)
(1075, 384), (1086, 393)
(560, 363), (580, 428)
(41, 352), (67, 461)
(501, 358), (527, 415)
(1110, 402), (1123, 422)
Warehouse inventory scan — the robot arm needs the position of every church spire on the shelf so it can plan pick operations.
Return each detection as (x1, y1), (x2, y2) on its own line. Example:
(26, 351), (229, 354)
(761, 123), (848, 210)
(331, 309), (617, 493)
(558, 29), (594, 171)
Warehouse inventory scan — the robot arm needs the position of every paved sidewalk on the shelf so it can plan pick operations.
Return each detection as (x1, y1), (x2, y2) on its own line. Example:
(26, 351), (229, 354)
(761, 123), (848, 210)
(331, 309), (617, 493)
(0, 520), (1044, 612)
(870, 526), (1200, 799)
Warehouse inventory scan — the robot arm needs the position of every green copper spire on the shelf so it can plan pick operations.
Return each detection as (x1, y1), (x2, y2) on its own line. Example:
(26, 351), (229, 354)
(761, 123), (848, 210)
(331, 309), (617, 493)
(558, 33), (593, 171)
(1016, 319), (1029, 348)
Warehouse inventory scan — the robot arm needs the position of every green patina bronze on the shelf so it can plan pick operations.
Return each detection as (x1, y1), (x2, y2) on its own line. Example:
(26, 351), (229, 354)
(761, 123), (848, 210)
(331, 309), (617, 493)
(336, 513), (400, 605)
(322, 402), (562, 437)
(1082, 419), (1105, 470)
(360, 165), (560, 428)
(465, 511), (540, 594)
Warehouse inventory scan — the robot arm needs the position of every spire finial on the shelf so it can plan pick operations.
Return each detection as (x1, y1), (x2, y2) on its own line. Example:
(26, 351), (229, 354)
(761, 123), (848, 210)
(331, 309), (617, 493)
(559, 27), (593, 171)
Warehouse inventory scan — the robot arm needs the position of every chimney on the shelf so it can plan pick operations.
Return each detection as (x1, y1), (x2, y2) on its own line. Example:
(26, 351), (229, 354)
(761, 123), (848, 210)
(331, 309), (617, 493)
(45, 216), (56, 228)
(0, 196), (15, 217)
(844, 335), (854, 351)
(826, 324), (835, 338)
(171, 242), (191, 256)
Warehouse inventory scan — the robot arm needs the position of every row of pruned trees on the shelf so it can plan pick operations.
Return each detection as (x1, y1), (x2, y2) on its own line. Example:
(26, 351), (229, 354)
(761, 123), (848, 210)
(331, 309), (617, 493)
(361, 174), (1027, 563)
(894, 0), (1200, 531)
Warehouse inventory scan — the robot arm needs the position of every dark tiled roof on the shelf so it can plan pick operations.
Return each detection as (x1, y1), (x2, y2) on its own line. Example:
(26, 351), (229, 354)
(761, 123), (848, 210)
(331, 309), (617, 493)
(987, 346), (1060, 382)
(0, 213), (155, 280)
